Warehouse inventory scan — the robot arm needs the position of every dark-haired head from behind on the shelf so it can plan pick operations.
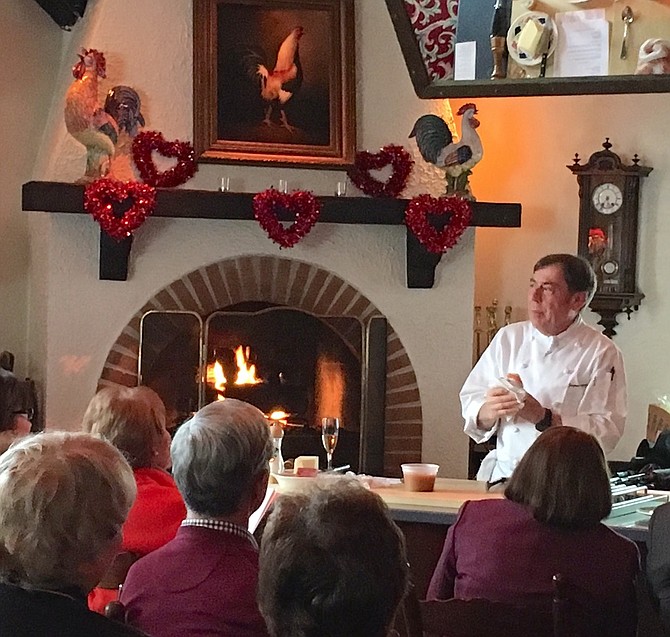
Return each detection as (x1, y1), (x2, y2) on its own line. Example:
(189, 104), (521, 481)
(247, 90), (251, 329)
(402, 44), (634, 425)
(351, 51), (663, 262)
(258, 478), (410, 637)
(505, 426), (611, 530)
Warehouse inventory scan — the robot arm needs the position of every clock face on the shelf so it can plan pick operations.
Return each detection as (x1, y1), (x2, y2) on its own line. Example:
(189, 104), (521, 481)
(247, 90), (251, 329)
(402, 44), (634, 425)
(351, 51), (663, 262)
(592, 183), (623, 214)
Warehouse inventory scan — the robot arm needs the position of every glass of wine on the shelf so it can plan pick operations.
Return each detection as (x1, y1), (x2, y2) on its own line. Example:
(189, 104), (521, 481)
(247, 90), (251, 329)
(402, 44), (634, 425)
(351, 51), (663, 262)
(321, 417), (340, 471)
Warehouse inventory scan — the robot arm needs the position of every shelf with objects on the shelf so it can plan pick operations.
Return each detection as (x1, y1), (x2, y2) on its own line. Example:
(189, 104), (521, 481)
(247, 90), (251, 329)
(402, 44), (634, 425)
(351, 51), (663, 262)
(21, 181), (521, 287)
(386, 0), (670, 98)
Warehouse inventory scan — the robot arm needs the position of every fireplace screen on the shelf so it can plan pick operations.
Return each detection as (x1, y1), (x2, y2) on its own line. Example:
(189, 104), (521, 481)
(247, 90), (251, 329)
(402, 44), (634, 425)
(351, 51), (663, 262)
(139, 305), (386, 473)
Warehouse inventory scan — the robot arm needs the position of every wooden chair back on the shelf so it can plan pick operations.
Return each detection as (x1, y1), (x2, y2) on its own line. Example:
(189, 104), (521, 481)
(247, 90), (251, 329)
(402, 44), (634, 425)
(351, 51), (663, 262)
(393, 574), (628, 637)
(647, 404), (670, 443)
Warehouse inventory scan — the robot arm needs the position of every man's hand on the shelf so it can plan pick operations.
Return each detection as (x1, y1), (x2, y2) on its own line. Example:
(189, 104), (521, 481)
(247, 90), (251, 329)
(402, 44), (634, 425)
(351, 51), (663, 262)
(477, 387), (525, 429)
(516, 391), (546, 425)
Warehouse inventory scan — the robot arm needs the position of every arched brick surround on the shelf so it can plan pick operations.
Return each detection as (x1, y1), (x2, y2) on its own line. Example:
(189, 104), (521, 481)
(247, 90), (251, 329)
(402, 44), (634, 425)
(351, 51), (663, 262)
(100, 255), (422, 475)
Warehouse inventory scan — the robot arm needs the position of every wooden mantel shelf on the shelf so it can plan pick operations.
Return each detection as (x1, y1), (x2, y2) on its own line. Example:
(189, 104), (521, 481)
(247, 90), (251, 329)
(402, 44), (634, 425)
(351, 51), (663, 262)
(22, 181), (522, 287)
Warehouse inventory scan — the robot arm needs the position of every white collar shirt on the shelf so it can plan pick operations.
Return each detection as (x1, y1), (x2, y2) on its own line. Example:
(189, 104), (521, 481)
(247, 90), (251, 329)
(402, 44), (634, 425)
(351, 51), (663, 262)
(461, 317), (626, 481)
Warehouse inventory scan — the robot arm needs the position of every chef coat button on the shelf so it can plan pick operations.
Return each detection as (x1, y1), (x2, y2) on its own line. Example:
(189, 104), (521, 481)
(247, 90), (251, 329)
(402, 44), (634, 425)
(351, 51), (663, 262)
(512, 426), (520, 433)
(521, 363), (529, 369)
(564, 368), (573, 375)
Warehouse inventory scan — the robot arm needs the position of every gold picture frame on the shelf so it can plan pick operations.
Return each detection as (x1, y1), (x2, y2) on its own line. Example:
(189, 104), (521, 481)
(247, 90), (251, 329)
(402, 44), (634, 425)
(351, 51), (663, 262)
(193, 0), (356, 168)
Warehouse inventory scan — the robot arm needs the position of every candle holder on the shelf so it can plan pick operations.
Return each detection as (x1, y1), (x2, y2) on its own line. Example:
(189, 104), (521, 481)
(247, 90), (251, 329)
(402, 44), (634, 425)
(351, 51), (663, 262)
(219, 176), (230, 193)
(278, 179), (288, 194)
(335, 180), (348, 197)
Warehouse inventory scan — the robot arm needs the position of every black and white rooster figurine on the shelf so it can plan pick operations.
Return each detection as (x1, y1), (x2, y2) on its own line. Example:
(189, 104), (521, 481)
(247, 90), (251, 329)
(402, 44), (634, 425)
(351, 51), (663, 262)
(409, 103), (483, 199)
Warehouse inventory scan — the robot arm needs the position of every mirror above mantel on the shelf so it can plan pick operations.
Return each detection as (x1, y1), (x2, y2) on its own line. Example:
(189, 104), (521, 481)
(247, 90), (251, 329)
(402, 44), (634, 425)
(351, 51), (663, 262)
(386, 0), (670, 99)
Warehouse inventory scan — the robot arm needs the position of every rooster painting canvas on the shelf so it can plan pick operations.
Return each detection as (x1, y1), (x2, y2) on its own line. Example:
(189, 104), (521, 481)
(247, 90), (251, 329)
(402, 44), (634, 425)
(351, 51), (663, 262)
(214, 3), (337, 151)
(409, 103), (483, 198)
(244, 26), (304, 132)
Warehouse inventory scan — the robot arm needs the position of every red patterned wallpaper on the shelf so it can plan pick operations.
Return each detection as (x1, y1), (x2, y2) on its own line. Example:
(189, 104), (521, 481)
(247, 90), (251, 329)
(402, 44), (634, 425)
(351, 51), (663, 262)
(403, 0), (459, 80)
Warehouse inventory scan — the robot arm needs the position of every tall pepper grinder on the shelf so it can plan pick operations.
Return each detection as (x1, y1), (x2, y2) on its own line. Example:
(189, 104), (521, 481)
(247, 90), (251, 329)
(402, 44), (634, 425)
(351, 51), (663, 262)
(490, 0), (509, 79)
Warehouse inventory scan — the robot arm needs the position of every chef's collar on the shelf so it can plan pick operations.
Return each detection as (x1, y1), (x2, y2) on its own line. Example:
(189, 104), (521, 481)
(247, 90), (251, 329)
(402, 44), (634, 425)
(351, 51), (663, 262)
(531, 316), (584, 352)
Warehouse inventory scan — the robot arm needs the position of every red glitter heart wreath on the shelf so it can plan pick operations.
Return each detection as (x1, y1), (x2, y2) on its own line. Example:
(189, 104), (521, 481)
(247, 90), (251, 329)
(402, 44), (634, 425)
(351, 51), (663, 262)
(84, 178), (156, 241)
(405, 194), (472, 254)
(132, 130), (197, 188)
(253, 189), (321, 248)
(347, 144), (413, 198)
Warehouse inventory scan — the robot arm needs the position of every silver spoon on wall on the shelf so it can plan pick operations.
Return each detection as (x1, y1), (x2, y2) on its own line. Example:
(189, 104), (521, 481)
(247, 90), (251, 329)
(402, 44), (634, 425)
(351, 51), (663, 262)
(620, 6), (634, 59)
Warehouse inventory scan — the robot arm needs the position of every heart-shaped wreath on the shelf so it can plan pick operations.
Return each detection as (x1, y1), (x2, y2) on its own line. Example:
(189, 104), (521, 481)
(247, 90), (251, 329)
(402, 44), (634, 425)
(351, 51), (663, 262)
(84, 178), (156, 241)
(405, 194), (472, 254)
(347, 144), (413, 198)
(253, 189), (321, 248)
(132, 130), (197, 188)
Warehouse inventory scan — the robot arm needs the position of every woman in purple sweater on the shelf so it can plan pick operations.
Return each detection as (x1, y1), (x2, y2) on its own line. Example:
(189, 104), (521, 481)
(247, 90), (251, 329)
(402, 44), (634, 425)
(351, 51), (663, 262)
(428, 426), (639, 635)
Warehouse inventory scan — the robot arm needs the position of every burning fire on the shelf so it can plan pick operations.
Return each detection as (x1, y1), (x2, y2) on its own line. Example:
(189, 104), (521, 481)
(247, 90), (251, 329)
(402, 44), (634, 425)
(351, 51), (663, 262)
(206, 345), (262, 400)
(234, 346), (261, 385)
(268, 410), (290, 422)
(207, 361), (227, 401)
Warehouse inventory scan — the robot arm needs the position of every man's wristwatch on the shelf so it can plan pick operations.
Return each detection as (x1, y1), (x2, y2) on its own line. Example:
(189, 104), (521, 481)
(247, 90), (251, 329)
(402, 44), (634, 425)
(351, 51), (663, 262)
(535, 408), (553, 432)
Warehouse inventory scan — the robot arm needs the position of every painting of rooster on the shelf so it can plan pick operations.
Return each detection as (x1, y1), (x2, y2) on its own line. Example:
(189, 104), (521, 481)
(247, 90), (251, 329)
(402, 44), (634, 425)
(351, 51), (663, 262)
(194, 0), (355, 167)
(243, 26), (304, 132)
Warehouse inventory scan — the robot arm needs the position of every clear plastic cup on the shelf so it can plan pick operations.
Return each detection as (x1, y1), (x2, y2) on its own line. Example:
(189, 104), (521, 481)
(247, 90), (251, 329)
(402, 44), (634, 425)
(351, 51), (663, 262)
(401, 463), (439, 492)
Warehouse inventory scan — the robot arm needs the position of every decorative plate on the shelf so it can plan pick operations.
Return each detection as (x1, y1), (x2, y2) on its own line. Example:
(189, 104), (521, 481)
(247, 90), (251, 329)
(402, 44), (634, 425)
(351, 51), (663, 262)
(507, 11), (558, 67)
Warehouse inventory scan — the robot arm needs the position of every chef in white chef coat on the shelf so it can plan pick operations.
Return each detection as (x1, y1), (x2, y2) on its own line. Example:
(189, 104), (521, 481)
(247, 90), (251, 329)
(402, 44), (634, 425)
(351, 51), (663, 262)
(461, 254), (627, 486)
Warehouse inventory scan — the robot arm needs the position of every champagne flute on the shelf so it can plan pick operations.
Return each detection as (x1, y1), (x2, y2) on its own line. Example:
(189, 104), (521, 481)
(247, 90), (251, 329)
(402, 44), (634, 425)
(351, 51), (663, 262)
(321, 417), (340, 471)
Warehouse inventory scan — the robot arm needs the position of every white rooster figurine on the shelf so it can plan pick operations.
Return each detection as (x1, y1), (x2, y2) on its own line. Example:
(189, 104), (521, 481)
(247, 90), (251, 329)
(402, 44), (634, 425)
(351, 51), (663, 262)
(409, 103), (483, 199)
(64, 49), (119, 182)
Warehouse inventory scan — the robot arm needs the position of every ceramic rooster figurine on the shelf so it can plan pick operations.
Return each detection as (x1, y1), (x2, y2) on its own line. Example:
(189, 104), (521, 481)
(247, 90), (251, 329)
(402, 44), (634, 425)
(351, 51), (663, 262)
(64, 48), (119, 182)
(409, 103), (483, 199)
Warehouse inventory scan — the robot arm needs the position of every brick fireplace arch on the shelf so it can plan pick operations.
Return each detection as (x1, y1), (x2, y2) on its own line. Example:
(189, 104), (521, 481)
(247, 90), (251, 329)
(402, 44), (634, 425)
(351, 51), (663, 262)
(99, 255), (422, 474)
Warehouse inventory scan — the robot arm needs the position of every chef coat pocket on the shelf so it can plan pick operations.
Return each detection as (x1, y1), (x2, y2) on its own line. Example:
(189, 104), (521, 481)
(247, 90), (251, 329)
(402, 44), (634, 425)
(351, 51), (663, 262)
(561, 383), (587, 417)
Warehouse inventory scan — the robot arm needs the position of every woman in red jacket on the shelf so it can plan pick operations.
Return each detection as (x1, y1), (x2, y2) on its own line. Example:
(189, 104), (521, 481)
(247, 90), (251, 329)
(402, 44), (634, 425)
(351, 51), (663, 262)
(82, 385), (186, 613)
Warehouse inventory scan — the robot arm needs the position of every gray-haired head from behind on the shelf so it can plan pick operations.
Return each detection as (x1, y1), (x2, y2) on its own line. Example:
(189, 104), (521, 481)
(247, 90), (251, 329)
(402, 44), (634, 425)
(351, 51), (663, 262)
(171, 399), (273, 517)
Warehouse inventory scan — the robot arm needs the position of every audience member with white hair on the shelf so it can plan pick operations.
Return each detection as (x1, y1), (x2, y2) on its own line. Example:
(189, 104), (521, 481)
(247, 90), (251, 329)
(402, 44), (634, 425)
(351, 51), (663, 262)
(0, 432), (143, 636)
(258, 477), (410, 637)
(82, 385), (186, 613)
(121, 398), (273, 637)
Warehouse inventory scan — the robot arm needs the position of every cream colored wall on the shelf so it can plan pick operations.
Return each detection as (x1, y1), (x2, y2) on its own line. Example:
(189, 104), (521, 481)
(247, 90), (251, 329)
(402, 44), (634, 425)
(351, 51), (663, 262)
(0, 0), (62, 376)
(466, 95), (670, 461)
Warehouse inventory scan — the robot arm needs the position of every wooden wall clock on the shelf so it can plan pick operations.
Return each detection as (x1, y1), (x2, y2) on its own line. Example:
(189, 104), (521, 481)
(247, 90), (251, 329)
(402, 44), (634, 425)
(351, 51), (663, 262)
(568, 139), (652, 337)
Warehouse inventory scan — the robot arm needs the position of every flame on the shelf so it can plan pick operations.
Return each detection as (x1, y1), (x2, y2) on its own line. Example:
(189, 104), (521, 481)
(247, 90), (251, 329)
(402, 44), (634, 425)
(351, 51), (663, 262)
(315, 357), (344, 423)
(206, 360), (227, 401)
(269, 410), (290, 421)
(234, 346), (261, 385)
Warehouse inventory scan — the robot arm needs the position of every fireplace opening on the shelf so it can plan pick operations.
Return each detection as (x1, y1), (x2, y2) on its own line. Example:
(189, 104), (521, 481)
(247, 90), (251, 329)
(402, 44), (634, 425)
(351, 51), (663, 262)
(139, 304), (386, 473)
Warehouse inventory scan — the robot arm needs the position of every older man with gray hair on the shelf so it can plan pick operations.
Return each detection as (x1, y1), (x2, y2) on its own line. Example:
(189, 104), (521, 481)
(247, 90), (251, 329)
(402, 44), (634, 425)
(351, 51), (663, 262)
(0, 432), (142, 637)
(121, 399), (273, 637)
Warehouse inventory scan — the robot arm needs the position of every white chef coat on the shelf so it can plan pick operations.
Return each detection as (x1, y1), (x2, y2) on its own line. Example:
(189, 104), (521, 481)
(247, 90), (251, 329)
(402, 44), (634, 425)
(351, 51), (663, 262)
(461, 317), (627, 482)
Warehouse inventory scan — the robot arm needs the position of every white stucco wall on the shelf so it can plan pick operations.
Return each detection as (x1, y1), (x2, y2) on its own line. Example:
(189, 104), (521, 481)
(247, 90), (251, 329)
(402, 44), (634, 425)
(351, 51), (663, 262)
(28, 0), (475, 477)
(0, 0), (62, 376)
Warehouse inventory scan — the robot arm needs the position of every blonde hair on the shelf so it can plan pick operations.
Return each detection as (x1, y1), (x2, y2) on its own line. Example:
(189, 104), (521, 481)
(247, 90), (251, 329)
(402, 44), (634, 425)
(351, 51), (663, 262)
(82, 386), (167, 469)
(0, 432), (136, 590)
